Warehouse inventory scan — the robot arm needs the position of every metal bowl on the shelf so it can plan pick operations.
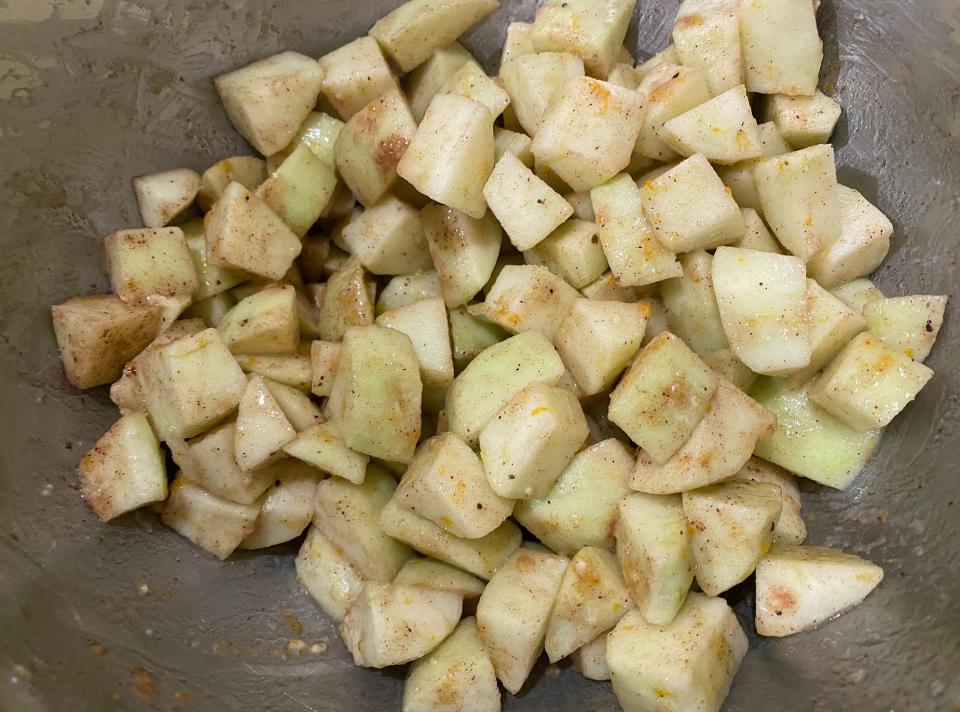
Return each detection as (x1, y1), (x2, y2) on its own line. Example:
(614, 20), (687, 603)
(1, 1), (957, 709)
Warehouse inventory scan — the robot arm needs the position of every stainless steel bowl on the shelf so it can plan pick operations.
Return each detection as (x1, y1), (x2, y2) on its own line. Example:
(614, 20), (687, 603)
(1, 1), (957, 709)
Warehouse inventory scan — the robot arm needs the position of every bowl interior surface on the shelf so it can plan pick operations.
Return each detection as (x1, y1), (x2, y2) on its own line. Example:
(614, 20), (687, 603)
(0, 1), (958, 710)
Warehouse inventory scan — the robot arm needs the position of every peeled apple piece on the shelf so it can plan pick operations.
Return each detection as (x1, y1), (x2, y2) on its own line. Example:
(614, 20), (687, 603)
(712, 246), (810, 376)
(755, 545), (883, 637)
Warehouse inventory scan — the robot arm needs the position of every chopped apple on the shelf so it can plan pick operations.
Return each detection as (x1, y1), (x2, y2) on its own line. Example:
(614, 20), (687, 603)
(751, 376), (882, 489)
(340, 582), (463, 668)
(472, 265), (579, 341)
(133, 168), (200, 228)
(631, 378), (777, 493)
(529, 0), (636, 78)
(161, 477), (260, 559)
(476, 547), (568, 694)
(402, 617), (500, 712)
(499, 51), (585, 136)
(394, 559), (486, 600)
(863, 295), (948, 363)
(214, 51), (325, 156)
(218, 285), (299, 355)
(607, 593), (747, 712)
(79, 412), (167, 521)
(479, 383), (589, 499)
(52, 295), (163, 389)
(740, 0), (822, 96)
(659, 250), (728, 355)
(514, 439), (634, 556)
(609, 332), (718, 464)
(671, 0), (743, 94)
(712, 246), (811, 376)
(198, 156), (267, 211)
(634, 64), (710, 162)
(406, 42), (474, 122)
(615, 493), (692, 625)
(545, 547), (633, 663)
(239, 464), (318, 549)
(205, 181), (302, 280)
(339, 197), (432, 276)
(105, 227), (198, 302)
(296, 525), (365, 621)
(318, 36), (398, 120)
(661, 85), (762, 164)
(234, 375), (296, 471)
(755, 545), (883, 637)
(380, 498), (522, 580)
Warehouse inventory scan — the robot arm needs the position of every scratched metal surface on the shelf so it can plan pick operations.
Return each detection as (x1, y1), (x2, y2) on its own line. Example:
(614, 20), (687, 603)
(0, 1), (958, 710)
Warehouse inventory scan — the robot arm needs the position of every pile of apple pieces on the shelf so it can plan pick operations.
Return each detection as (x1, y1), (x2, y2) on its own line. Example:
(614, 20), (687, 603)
(50, 0), (949, 710)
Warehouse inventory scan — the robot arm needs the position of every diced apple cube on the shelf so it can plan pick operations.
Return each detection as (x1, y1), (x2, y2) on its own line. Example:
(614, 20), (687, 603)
(609, 332), (718, 464)
(284, 421), (368, 483)
(52, 295), (163, 389)
(161, 477), (260, 559)
(239, 464), (318, 549)
(531, 77), (644, 192)
(529, 0), (636, 78)
(440, 59), (510, 118)
(591, 174), (683, 287)
(137, 328), (248, 439)
(863, 295), (948, 363)
(607, 593), (747, 712)
(256, 144), (336, 237)
(634, 45), (679, 80)
(394, 433), (513, 538)
(788, 279), (867, 384)
(808, 185), (893, 288)
(328, 325), (422, 463)
(830, 278), (884, 314)
(421, 204), (502, 309)
(714, 121), (792, 214)
(755, 545), (883, 637)
(79, 412), (167, 521)
(555, 299), (649, 395)
(236, 352), (312, 392)
(403, 618), (500, 712)
(205, 182), (302, 280)
(661, 85), (762, 165)
(215, 51), (325, 156)
(647, 156), (744, 256)
(133, 168), (200, 228)
(406, 42), (474, 122)
(449, 306), (508, 371)
(659, 250), (728, 355)
(340, 582), (463, 668)
(380, 498), (522, 579)
(335, 88), (417, 207)
(683, 479), (781, 595)
(476, 547), (568, 693)
(545, 547), (633, 663)
(735, 207), (782, 253)
(198, 156), (267, 211)
(672, 0), (744, 94)
(572, 634), (610, 680)
(751, 376), (882, 489)
(445, 331), (565, 446)
(514, 439), (634, 556)
(316, 256), (375, 341)
(733, 458), (806, 545)
(631, 378), (777, 493)
(712, 246), (810, 376)
(184, 229), (245, 300)
(395, 559), (486, 600)
(104, 227), (198, 302)
(702, 348), (756, 392)
(296, 525), (365, 621)
(472, 265), (579, 341)
(581, 271), (641, 303)
(740, 0), (822, 96)
(218, 285), (299, 355)
(376, 298), (453, 412)
(501, 21), (536, 66)
(763, 90), (842, 148)
(314, 466), (412, 580)
(479, 383), (588, 499)
(810, 332), (934, 431)
(340, 198), (432, 276)
(183, 421), (274, 503)
(370, 0), (499, 72)
(500, 52), (585, 136)
(484, 152), (573, 251)
(754, 144), (840, 261)
(615, 493), (692, 625)
(398, 93), (495, 219)
(317, 36), (397, 120)
(634, 64), (711, 162)
(528, 219), (608, 288)
(263, 379), (322, 431)
(234, 375), (296, 471)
